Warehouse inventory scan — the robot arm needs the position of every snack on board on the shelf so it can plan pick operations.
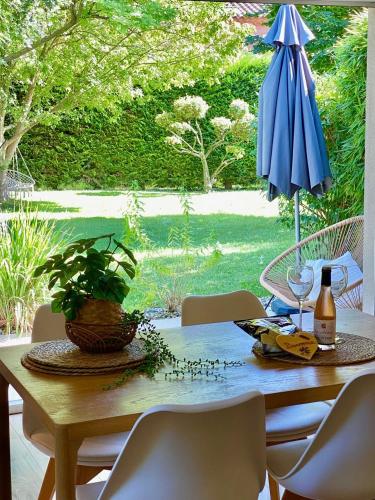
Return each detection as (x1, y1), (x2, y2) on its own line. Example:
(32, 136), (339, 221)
(276, 332), (318, 360)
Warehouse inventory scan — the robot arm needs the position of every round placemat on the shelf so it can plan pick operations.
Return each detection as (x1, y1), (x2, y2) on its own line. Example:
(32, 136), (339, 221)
(252, 332), (375, 366)
(21, 338), (146, 375)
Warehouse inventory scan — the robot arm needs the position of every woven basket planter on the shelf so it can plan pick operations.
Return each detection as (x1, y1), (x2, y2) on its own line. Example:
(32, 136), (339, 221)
(65, 299), (138, 353)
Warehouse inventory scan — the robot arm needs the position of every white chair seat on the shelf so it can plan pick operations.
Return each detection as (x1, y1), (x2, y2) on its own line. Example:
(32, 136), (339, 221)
(28, 430), (129, 467)
(267, 439), (310, 477)
(266, 401), (331, 442)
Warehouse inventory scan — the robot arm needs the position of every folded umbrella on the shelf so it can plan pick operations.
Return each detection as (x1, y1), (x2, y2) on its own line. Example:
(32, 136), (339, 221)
(257, 4), (332, 242)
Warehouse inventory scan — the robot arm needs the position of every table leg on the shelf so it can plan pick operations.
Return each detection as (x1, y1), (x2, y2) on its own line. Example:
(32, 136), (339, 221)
(0, 374), (11, 499)
(55, 427), (82, 500)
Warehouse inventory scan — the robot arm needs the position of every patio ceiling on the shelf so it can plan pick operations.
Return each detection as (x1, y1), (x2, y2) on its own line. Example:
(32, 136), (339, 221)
(193, 0), (375, 315)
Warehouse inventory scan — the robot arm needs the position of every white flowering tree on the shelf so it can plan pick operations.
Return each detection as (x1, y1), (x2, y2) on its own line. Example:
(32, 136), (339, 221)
(156, 96), (255, 192)
(0, 1), (244, 200)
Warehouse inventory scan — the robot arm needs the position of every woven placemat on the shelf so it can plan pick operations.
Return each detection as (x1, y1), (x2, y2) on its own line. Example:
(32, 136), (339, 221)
(21, 338), (146, 375)
(252, 332), (375, 366)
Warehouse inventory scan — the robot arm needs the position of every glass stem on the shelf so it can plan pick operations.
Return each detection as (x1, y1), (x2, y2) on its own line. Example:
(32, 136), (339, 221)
(298, 300), (303, 330)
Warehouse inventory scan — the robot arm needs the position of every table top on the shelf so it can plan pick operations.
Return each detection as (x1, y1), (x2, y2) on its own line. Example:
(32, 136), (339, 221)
(0, 309), (374, 436)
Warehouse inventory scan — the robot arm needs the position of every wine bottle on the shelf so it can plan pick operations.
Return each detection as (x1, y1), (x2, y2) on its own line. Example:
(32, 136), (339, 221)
(314, 266), (336, 346)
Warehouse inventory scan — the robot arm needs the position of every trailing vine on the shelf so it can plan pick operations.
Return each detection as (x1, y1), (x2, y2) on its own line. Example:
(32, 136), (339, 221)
(104, 310), (244, 390)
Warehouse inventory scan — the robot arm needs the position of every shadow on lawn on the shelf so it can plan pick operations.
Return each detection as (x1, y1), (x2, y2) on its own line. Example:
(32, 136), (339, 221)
(76, 190), (182, 197)
(76, 190), (125, 197)
(0, 199), (79, 213)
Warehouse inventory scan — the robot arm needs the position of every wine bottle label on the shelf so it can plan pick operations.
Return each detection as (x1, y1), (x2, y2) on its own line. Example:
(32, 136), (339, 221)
(314, 319), (336, 345)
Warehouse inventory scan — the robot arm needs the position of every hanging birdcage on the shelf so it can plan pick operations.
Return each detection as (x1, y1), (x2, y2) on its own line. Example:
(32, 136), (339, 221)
(5, 148), (35, 199)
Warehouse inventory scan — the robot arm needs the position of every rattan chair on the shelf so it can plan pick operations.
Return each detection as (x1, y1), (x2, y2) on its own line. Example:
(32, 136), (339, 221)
(260, 216), (364, 311)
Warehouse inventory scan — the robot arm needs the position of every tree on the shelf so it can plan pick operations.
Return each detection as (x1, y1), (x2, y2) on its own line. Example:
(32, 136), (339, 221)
(248, 5), (357, 73)
(0, 0), (244, 199)
(156, 96), (254, 191)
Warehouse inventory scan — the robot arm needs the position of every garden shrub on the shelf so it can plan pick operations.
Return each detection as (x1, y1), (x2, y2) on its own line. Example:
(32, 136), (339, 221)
(279, 12), (367, 234)
(0, 207), (67, 335)
(20, 55), (269, 191)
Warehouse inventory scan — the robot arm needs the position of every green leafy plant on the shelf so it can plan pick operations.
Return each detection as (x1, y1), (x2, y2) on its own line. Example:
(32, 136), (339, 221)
(34, 234), (137, 320)
(0, 207), (66, 335)
(156, 96), (255, 192)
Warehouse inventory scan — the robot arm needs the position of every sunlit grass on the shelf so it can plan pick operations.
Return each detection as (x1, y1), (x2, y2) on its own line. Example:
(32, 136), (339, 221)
(54, 214), (294, 310)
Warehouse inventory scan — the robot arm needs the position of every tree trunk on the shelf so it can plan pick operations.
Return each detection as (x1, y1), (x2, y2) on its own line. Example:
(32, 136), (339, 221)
(0, 139), (20, 202)
(200, 155), (212, 192)
(0, 165), (9, 202)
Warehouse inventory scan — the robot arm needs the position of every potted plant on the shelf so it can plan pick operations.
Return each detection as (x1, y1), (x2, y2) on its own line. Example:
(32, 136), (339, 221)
(34, 233), (138, 353)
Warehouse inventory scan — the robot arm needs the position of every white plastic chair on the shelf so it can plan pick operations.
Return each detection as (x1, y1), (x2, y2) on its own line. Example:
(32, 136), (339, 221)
(23, 305), (129, 498)
(181, 291), (331, 444)
(181, 290), (266, 326)
(267, 369), (375, 500)
(76, 391), (266, 500)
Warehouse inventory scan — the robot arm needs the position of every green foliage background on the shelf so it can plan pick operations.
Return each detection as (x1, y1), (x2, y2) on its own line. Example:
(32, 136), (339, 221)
(20, 55), (269, 191)
(18, 7), (368, 232)
(248, 5), (357, 73)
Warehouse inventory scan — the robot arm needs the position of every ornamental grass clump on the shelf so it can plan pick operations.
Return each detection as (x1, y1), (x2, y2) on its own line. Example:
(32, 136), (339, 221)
(156, 96), (255, 192)
(0, 209), (65, 335)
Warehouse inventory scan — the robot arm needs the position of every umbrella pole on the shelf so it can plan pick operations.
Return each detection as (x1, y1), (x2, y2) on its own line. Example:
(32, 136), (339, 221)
(294, 190), (301, 244)
(294, 191), (302, 265)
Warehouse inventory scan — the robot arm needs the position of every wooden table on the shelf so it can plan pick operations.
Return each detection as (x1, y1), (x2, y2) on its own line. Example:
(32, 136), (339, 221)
(1, 309), (375, 499)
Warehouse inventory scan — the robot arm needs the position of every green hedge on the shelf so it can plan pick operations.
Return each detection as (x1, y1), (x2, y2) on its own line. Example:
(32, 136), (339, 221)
(21, 55), (269, 191)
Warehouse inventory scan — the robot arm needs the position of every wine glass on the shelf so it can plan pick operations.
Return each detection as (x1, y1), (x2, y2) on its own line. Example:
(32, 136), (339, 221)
(287, 265), (314, 330)
(330, 265), (348, 300)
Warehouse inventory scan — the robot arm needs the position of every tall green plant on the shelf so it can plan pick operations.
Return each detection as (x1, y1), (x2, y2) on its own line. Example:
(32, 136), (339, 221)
(0, 208), (65, 334)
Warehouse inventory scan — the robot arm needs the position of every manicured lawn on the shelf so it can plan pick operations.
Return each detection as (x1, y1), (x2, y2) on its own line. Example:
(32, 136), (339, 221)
(54, 214), (294, 310)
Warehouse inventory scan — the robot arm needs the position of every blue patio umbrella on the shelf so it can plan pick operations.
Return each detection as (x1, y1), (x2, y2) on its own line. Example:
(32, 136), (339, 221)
(257, 4), (332, 242)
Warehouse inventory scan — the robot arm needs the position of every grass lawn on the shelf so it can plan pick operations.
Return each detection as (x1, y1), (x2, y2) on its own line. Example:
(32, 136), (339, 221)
(54, 214), (294, 310)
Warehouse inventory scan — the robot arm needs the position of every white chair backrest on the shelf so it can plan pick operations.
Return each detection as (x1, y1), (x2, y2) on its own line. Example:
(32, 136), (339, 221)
(181, 290), (266, 326)
(280, 369), (375, 500)
(24, 304), (66, 438)
(98, 391), (266, 500)
(32, 304), (66, 342)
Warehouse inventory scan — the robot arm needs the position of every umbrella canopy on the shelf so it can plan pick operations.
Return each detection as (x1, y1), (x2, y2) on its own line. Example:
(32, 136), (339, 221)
(257, 4), (332, 204)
